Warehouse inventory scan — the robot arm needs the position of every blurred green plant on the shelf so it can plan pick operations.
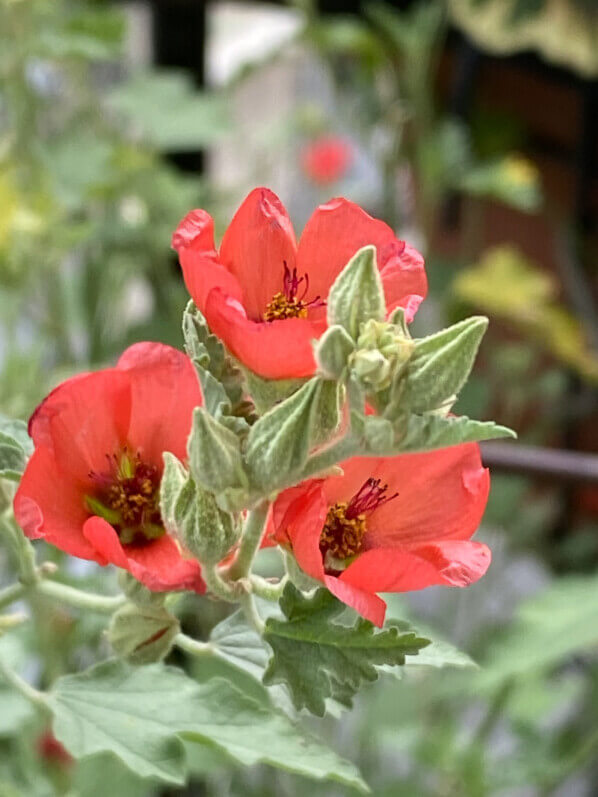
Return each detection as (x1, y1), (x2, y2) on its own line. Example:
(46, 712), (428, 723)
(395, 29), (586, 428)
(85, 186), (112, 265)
(454, 246), (598, 384)
(0, 0), (228, 417)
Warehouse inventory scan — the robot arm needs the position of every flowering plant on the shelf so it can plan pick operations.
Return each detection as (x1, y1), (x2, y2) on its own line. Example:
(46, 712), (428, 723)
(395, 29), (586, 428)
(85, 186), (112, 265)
(0, 189), (514, 791)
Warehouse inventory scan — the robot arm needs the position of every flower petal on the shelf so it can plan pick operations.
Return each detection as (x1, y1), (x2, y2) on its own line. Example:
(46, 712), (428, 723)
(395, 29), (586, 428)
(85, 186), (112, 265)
(324, 574), (387, 627)
(27, 371), (131, 483)
(339, 540), (491, 593)
(174, 209), (245, 311)
(274, 482), (328, 582)
(218, 188), (297, 320)
(14, 448), (97, 560)
(82, 516), (205, 593)
(296, 198), (426, 316)
(116, 342), (202, 465)
(205, 288), (324, 379)
(322, 444), (489, 548)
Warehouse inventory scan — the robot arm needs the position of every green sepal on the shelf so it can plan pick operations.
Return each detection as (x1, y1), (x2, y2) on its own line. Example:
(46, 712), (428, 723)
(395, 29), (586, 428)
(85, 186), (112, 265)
(245, 378), (327, 492)
(182, 301), (251, 434)
(108, 603), (180, 665)
(403, 316), (488, 413)
(118, 572), (166, 608)
(315, 325), (355, 379)
(243, 369), (306, 415)
(187, 408), (248, 497)
(327, 245), (385, 339)
(161, 452), (239, 563)
(263, 584), (429, 716)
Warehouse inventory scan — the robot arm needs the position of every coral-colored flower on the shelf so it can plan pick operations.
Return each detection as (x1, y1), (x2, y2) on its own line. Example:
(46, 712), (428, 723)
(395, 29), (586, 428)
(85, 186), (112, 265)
(301, 136), (353, 185)
(14, 343), (205, 594)
(271, 444), (491, 626)
(172, 188), (427, 380)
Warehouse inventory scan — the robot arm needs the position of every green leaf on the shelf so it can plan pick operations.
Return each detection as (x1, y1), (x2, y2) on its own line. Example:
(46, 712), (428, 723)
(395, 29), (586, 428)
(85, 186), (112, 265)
(187, 408), (248, 497)
(182, 302), (250, 434)
(243, 369), (306, 415)
(0, 417), (31, 481)
(327, 246), (385, 339)
(107, 71), (230, 152)
(395, 413), (516, 453)
(263, 584), (429, 716)
(479, 574), (598, 688)
(245, 378), (325, 492)
(0, 417), (32, 456)
(0, 434), (26, 481)
(48, 660), (368, 792)
(403, 317), (488, 413)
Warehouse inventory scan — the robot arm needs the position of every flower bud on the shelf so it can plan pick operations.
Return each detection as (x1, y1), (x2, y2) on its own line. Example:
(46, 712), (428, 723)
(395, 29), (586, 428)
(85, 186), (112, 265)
(315, 324), (355, 379)
(161, 453), (240, 565)
(108, 602), (180, 665)
(352, 319), (415, 390)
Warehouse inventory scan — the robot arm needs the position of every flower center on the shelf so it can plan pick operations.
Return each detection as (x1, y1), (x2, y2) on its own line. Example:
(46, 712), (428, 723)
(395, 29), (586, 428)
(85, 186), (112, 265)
(85, 450), (164, 545)
(263, 262), (324, 322)
(320, 478), (398, 565)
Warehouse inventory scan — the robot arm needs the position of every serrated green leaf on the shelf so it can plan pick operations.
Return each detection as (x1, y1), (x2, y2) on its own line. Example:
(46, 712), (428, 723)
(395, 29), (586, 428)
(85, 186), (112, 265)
(263, 585), (429, 716)
(403, 317), (488, 413)
(327, 245), (385, 339)
(49, 660), (368, 792)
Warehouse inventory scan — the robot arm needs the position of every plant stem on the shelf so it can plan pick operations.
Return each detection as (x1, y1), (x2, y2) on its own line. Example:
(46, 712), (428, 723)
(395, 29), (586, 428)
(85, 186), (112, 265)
(202, 563), (243, 603)
(0, 655), (48, 711)
(0, 582), (27, 611)
(239, 593), (265, 635)
(249, 574), (288, 601)
(36, 580), (126, 613)
(228, 501), (270, 581)
(174, 633), (215, 658)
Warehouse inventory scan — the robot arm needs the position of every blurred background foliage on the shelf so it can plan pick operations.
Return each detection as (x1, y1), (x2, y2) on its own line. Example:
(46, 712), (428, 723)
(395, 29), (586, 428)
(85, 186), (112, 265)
(1, 0), (597, 795)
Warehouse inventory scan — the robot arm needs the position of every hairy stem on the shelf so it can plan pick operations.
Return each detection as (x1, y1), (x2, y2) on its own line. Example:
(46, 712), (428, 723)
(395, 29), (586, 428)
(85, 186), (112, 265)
(249, 574), (288, 601)
(228, 501), (270, 581)
(0, 655), (48, 710)
(36, 580), (126, 613)
(174, 633), (215, 658)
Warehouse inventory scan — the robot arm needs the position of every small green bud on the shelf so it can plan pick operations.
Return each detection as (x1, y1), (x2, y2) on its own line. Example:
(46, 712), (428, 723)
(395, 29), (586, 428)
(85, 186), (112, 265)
(118, 571), (165, 608)
(161, 453), (240, 563)
(108, 602), (179, 665)
(172, 477), (240, 565)
(352, 349), (391, 387)
(351, 319), (415, 390)
(315, 325), (355, 379)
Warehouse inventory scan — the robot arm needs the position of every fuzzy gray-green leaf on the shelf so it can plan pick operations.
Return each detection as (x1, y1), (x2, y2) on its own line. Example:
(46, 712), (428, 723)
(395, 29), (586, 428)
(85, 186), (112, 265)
(327, 245), (385, 339)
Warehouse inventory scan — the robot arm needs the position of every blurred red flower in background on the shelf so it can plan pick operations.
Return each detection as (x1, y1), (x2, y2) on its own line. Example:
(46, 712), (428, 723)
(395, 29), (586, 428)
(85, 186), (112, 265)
(14, 343), (204, 594)
(301, 135), (353, 185)
(173, 187), (427, 380)
(270, 443), (491, 626)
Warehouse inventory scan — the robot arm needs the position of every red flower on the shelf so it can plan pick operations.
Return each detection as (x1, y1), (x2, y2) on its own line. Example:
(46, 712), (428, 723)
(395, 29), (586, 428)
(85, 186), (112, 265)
(14, 343), (205, 594)
(271, 444), (491, 626)
(301, 136), (353, 185)
(172, 188), (427, 380)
